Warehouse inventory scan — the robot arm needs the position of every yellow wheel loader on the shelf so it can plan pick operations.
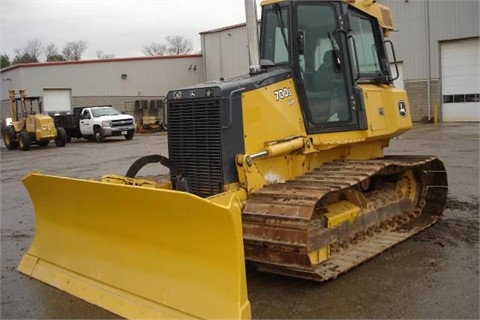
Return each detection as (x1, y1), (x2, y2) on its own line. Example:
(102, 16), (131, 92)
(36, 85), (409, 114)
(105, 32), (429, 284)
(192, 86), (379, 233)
(3, 89), (67, 150)
(17, 0), (447, 318)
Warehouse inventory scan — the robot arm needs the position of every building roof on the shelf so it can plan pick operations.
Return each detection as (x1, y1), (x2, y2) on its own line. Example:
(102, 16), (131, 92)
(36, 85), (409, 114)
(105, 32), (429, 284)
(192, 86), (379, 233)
(1, 54), (202, 73)
(199, 22), (251, 35)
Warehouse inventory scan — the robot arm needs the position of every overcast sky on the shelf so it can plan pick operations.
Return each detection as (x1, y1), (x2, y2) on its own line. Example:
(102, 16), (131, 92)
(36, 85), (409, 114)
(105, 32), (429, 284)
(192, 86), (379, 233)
(1, 0), (260, 60)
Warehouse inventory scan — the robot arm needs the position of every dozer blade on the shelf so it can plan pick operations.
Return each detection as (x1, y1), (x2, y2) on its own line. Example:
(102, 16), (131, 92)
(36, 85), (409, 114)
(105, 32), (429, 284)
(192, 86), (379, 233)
(18, 172), (250, 319)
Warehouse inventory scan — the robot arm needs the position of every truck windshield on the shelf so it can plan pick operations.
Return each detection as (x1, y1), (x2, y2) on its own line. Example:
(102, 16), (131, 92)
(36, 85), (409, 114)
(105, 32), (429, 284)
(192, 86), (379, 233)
(91, 107), (121, 117)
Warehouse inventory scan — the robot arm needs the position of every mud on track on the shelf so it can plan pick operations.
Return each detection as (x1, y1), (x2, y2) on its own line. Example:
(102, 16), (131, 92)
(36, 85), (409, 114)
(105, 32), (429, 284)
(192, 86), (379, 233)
(1, 123), (479, 319)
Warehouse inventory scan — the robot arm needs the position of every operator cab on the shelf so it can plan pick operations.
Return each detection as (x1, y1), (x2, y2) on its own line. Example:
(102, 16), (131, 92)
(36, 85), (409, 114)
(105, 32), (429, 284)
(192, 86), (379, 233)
(259, 0), (394, 133)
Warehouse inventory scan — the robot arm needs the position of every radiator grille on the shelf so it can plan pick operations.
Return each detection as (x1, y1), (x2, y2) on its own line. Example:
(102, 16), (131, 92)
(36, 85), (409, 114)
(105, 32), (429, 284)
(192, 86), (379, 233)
(168, 97), (224, 198)
(111, 118), (134, 127)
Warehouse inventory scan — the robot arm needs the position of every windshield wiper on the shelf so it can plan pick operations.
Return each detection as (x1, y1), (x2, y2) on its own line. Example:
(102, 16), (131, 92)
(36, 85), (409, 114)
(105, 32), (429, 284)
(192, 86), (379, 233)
(327, 31), (341, 69)
(274, 4), (289, 58)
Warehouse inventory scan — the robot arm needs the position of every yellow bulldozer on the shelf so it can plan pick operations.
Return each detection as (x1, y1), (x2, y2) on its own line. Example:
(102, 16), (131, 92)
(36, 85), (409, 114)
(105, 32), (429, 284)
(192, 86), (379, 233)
(17, 0), (447, 318)
(3, 89), (67, 150)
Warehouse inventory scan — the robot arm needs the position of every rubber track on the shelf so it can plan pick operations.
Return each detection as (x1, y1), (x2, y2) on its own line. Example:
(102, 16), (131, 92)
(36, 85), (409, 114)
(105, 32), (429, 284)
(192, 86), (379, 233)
(242, 155), (448, 281)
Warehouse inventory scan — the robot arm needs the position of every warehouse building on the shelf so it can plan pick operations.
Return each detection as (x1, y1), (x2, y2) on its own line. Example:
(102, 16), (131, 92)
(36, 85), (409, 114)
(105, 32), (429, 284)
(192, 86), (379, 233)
(383, 0), (479, 122)
(1, 0), (479, 122)
(0, 55), (203, 122)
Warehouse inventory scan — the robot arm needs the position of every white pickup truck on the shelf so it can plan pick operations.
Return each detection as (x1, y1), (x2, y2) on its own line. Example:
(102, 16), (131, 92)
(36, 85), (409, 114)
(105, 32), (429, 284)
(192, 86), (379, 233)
(77, 106), (136, 142)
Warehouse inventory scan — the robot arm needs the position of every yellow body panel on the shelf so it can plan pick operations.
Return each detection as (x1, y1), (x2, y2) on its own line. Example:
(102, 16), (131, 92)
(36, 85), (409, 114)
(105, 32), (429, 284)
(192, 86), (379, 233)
(242, 78), (306, 154)
(18, 172), (250, 319)
(239, 81), (412, 184)
(260, 0), (283, 5)
(360, 84), (412, 137)
(324, 200), (360, 228)
(308, 247), (329, 265)
(31, 115), (57, 140)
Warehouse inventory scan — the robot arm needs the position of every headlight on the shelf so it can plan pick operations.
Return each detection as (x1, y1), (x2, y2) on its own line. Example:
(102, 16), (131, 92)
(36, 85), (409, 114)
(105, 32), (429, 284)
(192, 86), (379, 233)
(102, 121), (111, 127)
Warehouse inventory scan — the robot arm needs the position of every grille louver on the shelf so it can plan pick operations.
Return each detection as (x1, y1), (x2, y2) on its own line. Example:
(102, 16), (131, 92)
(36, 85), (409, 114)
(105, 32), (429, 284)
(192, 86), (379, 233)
(168, 97), (224, 198)
(111, 118), (134, 127)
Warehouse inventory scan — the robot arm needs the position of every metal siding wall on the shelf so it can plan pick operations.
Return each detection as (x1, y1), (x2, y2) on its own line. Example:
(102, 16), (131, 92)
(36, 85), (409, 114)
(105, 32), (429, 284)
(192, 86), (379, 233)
(80, 58), (205, 96)
(220, 27), (249, 79)
(1, 57), (203, 98)
(0, 69), (22, 99)
(379, 0), (479, 121)
(1, 57), (204, 118)
(202, 26), (249, 81)
(381, 0), (428, 79)
(203, 25), (251, 81)
(382, 0), (479, 80)
(203, 33), (223, 81)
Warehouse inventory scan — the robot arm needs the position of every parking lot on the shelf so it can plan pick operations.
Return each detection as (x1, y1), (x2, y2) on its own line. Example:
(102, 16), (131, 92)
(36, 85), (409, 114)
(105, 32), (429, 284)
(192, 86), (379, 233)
(1, 123), (479, 319)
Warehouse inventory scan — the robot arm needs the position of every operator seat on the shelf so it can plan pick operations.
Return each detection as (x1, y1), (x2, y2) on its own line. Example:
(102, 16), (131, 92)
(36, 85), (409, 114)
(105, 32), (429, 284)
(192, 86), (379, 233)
(314, 50), (336, 92)
(313, 50), (350, 122)
(307, 50), (336, 121)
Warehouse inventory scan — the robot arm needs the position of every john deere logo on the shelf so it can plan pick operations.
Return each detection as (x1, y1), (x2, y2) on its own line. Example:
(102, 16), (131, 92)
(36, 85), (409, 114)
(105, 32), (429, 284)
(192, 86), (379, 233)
(398, 101), (407, 117)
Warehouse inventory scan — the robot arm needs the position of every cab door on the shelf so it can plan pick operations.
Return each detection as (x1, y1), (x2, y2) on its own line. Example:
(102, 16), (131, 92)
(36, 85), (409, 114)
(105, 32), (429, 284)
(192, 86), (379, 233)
(79, 109), (94, 135)
(293, 1), (365, 133)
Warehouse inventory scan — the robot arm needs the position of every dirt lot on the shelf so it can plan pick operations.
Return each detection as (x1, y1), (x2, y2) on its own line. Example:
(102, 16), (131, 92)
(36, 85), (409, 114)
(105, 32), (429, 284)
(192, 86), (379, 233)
(1, 123), (479, 319)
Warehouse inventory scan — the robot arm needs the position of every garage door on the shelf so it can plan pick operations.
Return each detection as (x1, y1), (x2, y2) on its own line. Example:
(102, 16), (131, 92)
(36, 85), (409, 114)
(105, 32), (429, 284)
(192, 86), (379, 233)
(43, 88), (72, 113)
(441, 38), (479, 121)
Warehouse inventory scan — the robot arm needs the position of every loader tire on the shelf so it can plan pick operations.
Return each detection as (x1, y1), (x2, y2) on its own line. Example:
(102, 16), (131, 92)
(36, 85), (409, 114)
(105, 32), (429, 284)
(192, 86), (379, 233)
(18, 131), (31, 151)
(55, 127), (67, 147)
(3, 125), (18, 150)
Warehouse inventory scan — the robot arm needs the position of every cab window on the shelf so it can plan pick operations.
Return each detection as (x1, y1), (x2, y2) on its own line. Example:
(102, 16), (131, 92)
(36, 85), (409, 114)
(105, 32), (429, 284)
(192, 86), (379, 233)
(296, 3), (350, 125)
(81, 110), (91, 119)
(348, 9), (390, 81)
(261, 5), (290, 65)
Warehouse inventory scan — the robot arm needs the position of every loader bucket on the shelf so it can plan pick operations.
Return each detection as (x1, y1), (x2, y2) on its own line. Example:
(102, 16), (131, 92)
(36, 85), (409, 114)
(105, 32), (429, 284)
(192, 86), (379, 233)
(18, 172), (250, 319)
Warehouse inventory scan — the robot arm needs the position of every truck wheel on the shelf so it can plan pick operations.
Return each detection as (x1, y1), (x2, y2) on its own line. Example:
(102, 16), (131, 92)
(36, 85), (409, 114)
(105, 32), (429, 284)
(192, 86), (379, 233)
(55, 127), (67, 147)
(18, 131), (31, 151)
(3, 125), (18, 150)
(94, 127), (105, 142)
(124, 129), (135, 140)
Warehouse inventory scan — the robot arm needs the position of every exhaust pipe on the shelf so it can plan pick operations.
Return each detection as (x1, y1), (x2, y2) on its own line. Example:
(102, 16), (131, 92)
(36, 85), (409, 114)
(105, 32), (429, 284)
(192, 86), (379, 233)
(244, 0), (261, 74)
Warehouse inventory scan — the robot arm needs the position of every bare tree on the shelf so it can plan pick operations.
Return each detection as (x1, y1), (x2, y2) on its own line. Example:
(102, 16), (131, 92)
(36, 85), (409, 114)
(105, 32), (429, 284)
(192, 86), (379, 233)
(96, 50), (114, 59)
(12, 39), (43, 64)
(62, 41), (88, 61)
(165, 36), (193, 55)
(142, 43), (167, 56)
(143, 36), (193, 56)
(45, 43), (65, 61)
